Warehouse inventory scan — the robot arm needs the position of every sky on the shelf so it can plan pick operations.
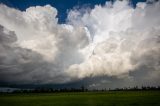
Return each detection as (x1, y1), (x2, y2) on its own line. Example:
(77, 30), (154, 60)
(0, 0), (160, 89)
(0, 0), (146, 23)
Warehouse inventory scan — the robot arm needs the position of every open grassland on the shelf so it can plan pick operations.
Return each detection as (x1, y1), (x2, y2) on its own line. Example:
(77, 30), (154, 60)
(0, 91), (160, 106)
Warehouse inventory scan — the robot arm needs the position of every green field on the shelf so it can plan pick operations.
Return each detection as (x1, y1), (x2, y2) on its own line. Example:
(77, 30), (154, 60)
(0, 91), (160, 106)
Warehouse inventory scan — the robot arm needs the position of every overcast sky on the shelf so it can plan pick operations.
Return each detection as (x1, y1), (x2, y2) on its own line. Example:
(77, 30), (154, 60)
(0, 0), (160, 89)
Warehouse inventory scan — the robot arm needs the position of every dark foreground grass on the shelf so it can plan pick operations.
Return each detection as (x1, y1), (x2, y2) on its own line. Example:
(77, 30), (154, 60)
(0, 91), (160, 106)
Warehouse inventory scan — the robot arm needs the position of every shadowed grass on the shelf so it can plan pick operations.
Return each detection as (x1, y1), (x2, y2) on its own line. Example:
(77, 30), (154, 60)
(0, 91), (160, 106)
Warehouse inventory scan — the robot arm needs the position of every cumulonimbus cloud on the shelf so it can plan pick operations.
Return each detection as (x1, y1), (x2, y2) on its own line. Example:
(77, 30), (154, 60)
(0, 0), (160, 85)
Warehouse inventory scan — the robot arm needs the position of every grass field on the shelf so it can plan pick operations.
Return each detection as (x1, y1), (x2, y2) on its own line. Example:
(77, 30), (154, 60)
(0, 91), (160, 106)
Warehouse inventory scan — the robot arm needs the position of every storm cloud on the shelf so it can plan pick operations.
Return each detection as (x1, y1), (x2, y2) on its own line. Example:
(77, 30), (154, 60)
(0, 0), (160, 88)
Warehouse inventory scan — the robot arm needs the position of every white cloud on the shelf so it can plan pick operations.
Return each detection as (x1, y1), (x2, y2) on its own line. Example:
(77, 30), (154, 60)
(0, 1), (160, 86)
(67, 1), (160, 80)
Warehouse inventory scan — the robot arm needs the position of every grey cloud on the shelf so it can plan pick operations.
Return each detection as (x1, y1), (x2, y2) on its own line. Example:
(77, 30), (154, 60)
(0, 25), (68, 84)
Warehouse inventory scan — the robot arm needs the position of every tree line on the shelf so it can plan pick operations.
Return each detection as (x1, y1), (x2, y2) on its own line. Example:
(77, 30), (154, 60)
(0, 85), (158, 93)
